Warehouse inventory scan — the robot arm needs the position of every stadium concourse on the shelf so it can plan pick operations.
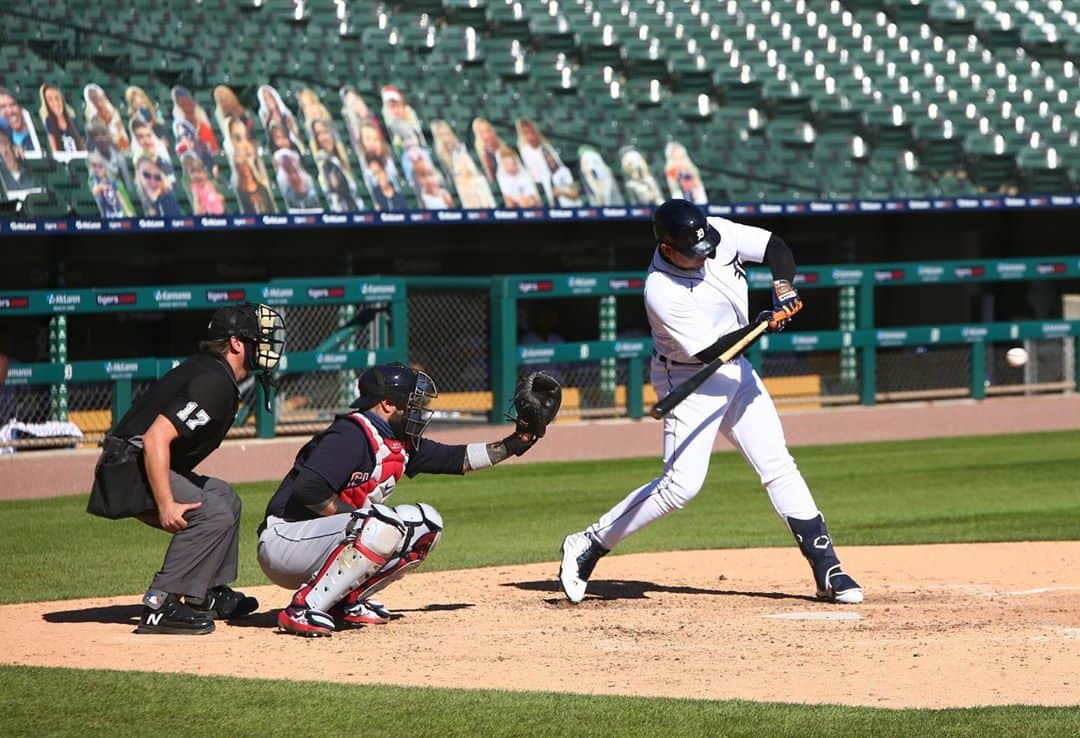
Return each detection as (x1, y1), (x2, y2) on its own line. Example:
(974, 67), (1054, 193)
(4, 392), (1080, 500)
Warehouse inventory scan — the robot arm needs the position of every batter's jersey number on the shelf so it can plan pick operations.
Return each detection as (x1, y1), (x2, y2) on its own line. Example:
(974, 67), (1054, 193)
(176, 401), (211, 431)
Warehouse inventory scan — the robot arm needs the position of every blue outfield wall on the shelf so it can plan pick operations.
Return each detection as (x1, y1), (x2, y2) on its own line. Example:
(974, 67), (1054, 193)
(2, 193), (1079, 237)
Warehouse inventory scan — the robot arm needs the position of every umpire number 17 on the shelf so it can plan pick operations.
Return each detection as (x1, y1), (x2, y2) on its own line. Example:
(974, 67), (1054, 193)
(176, 401), (211, 431)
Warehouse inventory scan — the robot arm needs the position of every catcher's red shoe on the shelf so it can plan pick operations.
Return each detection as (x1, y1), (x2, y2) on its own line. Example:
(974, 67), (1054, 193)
(277, 591), (334, 637)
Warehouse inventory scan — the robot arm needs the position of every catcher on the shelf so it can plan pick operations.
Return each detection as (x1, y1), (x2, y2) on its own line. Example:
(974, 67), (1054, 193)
(259, 362), (561, 637)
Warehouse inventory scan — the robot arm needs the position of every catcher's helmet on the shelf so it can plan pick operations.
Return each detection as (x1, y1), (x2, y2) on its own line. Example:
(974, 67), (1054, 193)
(652, 198), (720, 258)
(352, 362), (438, 446)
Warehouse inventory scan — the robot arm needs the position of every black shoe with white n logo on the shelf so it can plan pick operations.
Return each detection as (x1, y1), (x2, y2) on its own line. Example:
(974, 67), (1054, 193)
(136, 592), (215, 635)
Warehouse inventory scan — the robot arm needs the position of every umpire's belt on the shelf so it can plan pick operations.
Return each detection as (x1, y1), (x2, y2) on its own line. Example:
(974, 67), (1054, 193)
(652, 349), (703, 367)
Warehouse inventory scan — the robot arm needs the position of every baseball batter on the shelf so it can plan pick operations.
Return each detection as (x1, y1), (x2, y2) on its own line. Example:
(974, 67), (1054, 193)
(559, 199), (862, 605)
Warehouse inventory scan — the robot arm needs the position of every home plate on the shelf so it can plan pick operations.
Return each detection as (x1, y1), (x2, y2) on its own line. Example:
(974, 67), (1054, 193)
(763, 611), (863, 621)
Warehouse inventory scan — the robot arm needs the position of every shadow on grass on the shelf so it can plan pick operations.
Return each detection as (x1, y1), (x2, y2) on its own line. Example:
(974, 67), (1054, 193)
(43, 604), (143, 625)
(507, 579), (820, 604)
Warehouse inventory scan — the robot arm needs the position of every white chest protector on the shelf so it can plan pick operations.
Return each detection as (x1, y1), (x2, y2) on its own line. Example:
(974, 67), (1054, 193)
(644, 216), (771, 363)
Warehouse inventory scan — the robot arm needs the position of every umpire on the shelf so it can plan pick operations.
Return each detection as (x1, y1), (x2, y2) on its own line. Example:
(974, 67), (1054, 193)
(90, 302), (285, 635)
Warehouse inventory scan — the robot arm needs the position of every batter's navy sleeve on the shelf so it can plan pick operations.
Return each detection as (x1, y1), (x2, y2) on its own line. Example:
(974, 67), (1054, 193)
(298, 418), (375, 491)
(405, 439), (467, 477)
(763, 234), (796, 284)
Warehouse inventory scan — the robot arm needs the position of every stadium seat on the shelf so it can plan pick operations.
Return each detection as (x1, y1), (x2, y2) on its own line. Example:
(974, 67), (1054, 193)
(22, 190), (70, 218)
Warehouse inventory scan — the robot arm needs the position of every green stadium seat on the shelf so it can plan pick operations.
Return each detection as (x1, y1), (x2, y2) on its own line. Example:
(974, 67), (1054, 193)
(22, 190), (71, 218)
(577, 28), (623, 67)
(668, 53), (713, 94)
(622, 39), (669, 80)
(862, 106), (915, 152)
(963, 133), (1017, 191)
(486, 2), (530, 39)
(529, 16), (576, 54)
(762, 80), (813, 120)
(443, 0), (487, 29)
(913, 120), (965, 173)
(1016, 147), (1076, 194)
(934, 172), (979, 196)
(713, 68), (764, 109)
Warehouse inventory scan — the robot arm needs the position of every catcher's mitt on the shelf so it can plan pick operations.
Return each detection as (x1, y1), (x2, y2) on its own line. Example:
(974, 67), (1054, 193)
(511, 371), (562, 437)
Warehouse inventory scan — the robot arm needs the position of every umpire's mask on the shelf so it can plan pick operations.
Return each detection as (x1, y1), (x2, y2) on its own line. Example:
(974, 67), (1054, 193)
(208, 302), (286, 410)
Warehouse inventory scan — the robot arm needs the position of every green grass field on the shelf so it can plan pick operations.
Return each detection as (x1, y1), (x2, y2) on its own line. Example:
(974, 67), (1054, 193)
(2, 430), (1079, 736)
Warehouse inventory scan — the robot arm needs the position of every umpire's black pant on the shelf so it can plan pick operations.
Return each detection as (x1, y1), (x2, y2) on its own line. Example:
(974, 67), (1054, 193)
(138, 471), (242, 599)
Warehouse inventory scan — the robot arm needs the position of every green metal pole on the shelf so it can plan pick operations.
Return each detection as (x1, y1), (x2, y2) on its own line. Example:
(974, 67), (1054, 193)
(839, 285), (857, 386)
(110, 378), (131, 431)
(49, 315), (68, 421)
(1074, 336), (1080, 392)
(970, 341), (987, 399)
(857, 283), (876, 406)
(389, 285), (408, 363)
(626, 354), (643, 419)
(489, 278), (517, 424)
(256, 381), (275, 438)
(599, 295), (616, 410)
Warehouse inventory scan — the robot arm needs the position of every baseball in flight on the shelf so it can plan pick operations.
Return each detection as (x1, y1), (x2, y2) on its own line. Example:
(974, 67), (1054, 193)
(1006, 347), (1028, 367)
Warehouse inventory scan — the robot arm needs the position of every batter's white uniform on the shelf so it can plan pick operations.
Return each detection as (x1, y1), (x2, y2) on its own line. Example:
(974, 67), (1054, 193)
(587, 217), (821, 549)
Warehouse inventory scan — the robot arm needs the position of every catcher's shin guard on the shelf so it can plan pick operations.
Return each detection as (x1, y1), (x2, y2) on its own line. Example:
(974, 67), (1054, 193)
(786, 514), (863, 604)
(295, 505), (406, 613)
(354, 502), (443, 600)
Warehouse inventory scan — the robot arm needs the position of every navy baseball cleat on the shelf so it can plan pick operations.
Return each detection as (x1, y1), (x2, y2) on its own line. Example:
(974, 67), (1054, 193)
(817, 565), (864, 605)
(559, 531), (608, 603)
(136, 593), (215, 635)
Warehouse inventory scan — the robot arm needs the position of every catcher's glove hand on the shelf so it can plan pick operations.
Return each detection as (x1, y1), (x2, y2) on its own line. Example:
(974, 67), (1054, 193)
(510, 371), (562, 439)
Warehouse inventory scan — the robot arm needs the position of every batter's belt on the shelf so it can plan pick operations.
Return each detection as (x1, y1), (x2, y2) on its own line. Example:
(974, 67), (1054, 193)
(651, 349), (704, 367)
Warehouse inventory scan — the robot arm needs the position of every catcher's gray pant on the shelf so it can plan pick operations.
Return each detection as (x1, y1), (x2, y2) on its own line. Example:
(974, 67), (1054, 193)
(257, 514), (354, 590)
(139, 471), (242, 599)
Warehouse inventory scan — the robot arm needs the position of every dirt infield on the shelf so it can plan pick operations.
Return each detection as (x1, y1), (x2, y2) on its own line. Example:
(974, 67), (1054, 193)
(4, 541), (1079, 708)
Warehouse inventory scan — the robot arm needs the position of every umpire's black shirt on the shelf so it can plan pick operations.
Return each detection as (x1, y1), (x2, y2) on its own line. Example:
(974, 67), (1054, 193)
(112, 351), (240, 473)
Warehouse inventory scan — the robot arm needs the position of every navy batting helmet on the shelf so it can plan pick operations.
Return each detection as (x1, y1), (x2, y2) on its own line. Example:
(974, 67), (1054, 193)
(652, 199), (720, 257)
(352, 362), (438, 446)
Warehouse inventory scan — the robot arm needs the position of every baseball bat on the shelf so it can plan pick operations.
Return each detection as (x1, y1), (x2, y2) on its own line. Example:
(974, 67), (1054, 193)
(648, 317), (772, 420)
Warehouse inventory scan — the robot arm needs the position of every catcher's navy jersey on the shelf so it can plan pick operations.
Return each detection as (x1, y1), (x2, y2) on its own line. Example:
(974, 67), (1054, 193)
(265, 411), (465, 520)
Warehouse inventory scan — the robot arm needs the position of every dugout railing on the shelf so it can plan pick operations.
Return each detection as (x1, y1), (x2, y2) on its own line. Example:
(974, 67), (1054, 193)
(2, 257), (1079, 450)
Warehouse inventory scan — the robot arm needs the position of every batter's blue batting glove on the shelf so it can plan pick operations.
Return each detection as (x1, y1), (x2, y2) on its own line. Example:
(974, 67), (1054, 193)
(772, 279), (800, 310)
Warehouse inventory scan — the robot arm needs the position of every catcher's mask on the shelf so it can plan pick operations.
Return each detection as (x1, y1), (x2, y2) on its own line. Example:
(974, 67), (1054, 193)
(351, 362), (438, 447)
(207, 302), (286, 410)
